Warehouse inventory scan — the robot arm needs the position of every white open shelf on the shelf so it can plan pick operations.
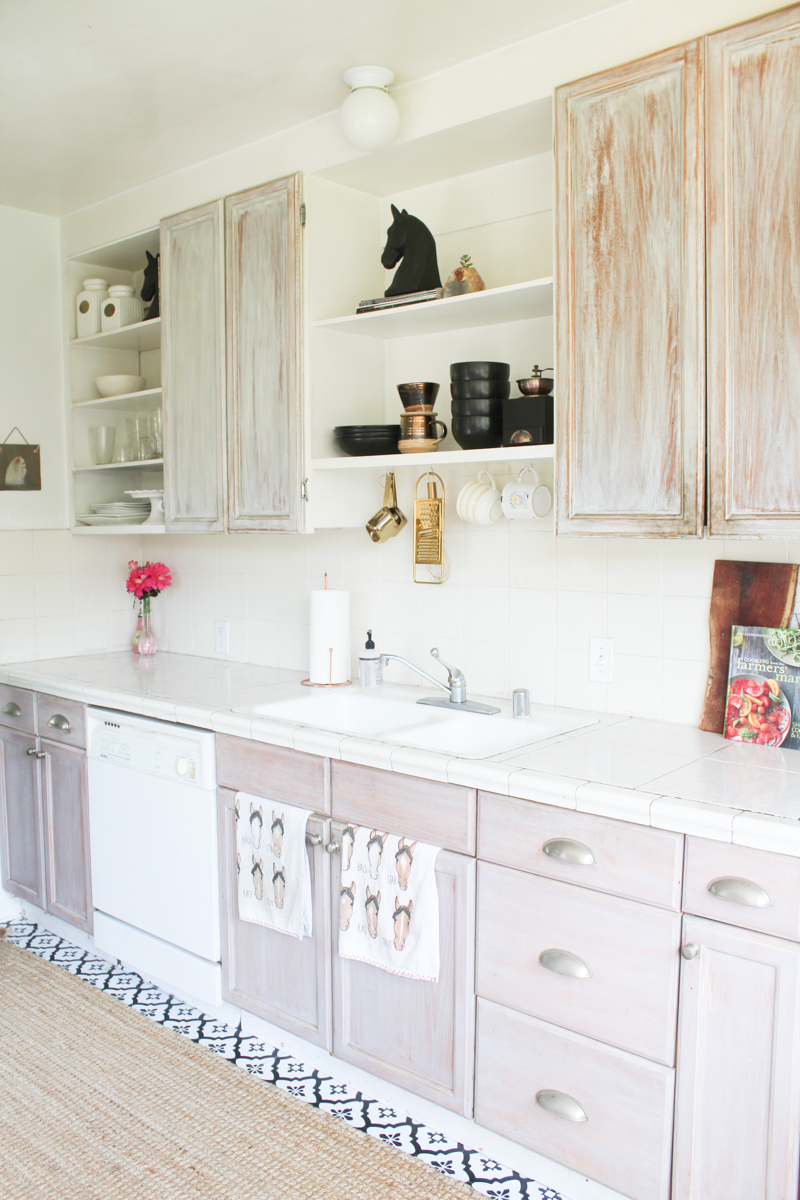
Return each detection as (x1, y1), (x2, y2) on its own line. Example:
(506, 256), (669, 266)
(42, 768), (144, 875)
(313, 279), (553, 339)
(311, 444), (553, 470)
(72, 523), (166, 535)
(73, 459), (163, 473)
(73, 387), (162, 412)
(70, 318), (161, 352)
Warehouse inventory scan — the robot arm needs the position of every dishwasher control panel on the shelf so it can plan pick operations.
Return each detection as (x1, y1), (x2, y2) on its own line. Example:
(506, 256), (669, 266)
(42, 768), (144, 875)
(87, 708), (215, 788)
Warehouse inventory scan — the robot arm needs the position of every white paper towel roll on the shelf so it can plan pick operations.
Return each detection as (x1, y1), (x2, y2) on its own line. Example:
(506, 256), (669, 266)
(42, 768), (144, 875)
(309, 590), (350, 684)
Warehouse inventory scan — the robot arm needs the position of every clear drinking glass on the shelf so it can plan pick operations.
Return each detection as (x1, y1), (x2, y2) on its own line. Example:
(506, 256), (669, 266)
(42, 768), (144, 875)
(88, 426), (116, 465)
(150, 408), (163, 457)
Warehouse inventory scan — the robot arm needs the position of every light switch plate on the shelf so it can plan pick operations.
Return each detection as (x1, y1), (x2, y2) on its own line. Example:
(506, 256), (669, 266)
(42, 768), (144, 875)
(215, 620), (230, 657)
(589, 636), (613, 683)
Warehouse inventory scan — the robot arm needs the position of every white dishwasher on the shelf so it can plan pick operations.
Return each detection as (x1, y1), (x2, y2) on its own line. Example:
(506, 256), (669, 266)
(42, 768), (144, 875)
(87, 707), (221, 1006)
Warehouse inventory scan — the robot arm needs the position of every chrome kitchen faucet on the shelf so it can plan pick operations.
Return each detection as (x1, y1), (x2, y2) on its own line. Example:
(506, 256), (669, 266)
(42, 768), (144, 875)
(380, 647), (500, 715)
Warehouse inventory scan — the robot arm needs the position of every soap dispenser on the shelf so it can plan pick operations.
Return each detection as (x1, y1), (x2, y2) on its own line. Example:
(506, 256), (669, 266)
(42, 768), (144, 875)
(359, 630), (382, 688)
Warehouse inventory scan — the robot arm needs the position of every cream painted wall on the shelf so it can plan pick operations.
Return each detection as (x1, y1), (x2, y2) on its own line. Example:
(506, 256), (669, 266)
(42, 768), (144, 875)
(0, 206), (67, 529)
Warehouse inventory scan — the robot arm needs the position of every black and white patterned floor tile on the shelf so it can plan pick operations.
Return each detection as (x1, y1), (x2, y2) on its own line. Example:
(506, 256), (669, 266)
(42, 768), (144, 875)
(5, 922), (565, 1200)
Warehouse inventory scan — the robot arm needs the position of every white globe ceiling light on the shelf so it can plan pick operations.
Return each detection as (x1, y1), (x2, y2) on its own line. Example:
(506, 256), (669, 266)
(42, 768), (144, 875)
(340, 66), (400, 152)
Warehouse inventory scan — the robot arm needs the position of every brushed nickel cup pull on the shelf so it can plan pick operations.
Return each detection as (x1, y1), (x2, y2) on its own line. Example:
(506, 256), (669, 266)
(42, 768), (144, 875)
(325, 841), (340, 854)
(535, 1090), (588, 1123)
(542, 838), (597, 866)
(3, 702), (21, 717)
(681, 943), (699, 959)
(708, 877), (774, 908)
(539, 948), (592, 979)
(48, 714), (71, 732)
(305, 833), (322, 846)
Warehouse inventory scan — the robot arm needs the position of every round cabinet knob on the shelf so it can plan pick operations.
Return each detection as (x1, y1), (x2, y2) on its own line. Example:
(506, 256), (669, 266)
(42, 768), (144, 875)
(681, 942), (699, 959)
(176, 757), (189, 776)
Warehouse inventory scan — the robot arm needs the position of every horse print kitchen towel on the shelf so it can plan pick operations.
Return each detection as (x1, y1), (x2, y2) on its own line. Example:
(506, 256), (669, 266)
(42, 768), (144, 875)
(236, 793), (313, 940)
(338, 825), (441, 981)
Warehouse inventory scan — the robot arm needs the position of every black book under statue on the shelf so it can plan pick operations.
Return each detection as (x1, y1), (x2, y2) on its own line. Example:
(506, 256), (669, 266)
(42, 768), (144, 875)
(357, 205), (443, 313)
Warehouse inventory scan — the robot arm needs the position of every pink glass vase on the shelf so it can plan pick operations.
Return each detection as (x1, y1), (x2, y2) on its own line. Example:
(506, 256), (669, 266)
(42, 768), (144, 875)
(138, 601), (157, 656)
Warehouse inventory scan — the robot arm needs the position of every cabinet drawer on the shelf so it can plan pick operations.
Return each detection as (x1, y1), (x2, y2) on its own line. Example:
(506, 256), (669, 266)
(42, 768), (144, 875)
(683, 837), (800, 940)
(0, 685), (35, 734)
(475, 998), (674, 1200)
(332, 761), (476, 855)
(216, 734), (328, 811)
(477, 862), (680, 1064)
(479, 791), (683, 909)
(36, 694), (85, 749)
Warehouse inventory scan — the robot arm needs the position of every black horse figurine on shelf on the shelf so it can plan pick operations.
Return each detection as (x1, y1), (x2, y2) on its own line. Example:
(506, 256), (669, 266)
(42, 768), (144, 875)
(381, 205), (441, 297)
(141, 250), (160, 320)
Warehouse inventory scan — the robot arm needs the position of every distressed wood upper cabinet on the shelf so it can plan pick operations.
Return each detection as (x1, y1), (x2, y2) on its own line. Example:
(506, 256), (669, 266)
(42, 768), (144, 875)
(161, 200), (227, 533)
(226, 175), (305, 532)
(707, 8), (800, 537)
(672, 915), (800, 1199)
(555, 42), (705, 536)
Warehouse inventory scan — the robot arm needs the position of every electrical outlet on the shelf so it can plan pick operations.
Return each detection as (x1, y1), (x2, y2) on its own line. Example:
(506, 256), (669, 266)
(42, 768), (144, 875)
(215, 620), (230, 657)
(589, 636), (614, 683)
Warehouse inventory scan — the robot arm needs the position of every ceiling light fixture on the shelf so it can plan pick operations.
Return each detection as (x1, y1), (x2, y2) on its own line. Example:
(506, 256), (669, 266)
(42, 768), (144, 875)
(340, 66), (400, 153)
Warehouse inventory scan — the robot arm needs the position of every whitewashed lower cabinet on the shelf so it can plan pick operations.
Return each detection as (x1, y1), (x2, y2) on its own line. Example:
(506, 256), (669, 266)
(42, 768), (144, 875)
(218, 787), (332, 1049)
(330, 818), (476, 1116)
(672, 914), (800, 1200)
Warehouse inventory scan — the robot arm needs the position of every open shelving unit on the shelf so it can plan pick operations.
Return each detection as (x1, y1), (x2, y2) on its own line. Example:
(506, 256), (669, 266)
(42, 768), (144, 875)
(311, 443), (551, 471)
(65, 228), (164, 534)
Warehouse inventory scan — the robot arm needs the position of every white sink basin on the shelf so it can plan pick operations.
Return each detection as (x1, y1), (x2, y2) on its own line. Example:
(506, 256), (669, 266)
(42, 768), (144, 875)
(236, 692), (597, 759)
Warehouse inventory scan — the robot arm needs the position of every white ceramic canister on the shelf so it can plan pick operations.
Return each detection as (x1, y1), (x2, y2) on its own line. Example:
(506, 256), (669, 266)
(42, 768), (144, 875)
(76, 278), (109, 338)
(456, 470), (502, 526)
(100, 284), (144, 332)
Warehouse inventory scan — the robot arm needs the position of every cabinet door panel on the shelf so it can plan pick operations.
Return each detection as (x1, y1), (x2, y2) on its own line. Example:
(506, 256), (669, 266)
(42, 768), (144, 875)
(41, 740), (92, 932)
(218, 788), (331, 1048)
(161, 200), (226, 532)
(477, 862), (681, 1064)
(0, 728), (44, 907)
(673, 915), (800, 1200)
(331, 821), (476, 1115)
(555, 41), (704, 536)
(226, 175), (303, 532)
(476, 998), (674, 1200)
(478, 791), (683, 910)
(707, 9), (800, 536)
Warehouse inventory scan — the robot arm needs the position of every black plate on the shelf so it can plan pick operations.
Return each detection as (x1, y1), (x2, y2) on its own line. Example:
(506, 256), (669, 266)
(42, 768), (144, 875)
(451, 416), (503, 450)
(450, 361), (510, 382)
(451, 379), (511, 401)
(334, 425), (401, 435)
(451, 397), (504, 417)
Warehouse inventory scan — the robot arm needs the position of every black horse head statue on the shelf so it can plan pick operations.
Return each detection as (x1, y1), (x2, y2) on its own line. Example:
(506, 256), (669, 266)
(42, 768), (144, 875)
(381, 205), (441, 298)
(141, 250), (160, 321)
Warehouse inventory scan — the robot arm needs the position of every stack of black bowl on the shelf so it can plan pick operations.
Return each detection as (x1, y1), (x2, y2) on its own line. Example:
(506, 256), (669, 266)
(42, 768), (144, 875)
(450, 362), (510, 450)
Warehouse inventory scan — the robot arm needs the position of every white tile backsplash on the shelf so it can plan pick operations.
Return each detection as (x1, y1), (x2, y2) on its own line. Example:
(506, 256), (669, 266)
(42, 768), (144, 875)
(0, 526), (795, 729)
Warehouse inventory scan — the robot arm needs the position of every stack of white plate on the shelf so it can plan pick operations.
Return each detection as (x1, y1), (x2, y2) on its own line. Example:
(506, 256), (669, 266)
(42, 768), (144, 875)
(77, 500), (151, 526)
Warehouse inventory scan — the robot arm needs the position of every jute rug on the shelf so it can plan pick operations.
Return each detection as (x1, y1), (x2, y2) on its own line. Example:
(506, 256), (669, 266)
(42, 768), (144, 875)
(0, 940), (474, 1199)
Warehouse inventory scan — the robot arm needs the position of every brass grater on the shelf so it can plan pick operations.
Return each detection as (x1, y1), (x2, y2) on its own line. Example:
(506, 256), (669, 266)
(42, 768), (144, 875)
(413, 473), (447, 584)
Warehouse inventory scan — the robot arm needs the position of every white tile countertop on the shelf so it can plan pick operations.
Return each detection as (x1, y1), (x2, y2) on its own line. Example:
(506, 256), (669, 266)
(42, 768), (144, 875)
(5, 651), (800, 858)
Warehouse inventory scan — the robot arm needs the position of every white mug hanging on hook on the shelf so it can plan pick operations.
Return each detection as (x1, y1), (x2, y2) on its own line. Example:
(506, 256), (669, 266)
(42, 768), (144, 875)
(456, 470), (502, 526)
(501, 466), (552, 520)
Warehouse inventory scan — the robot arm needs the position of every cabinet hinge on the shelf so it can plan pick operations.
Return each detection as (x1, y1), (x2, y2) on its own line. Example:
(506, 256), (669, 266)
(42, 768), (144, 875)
(299, 203), (306, 227)
(300, 478), (309, 502)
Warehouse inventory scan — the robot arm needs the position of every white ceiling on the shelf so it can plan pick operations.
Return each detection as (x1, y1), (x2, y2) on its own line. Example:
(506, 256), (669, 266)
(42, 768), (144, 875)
(0, 0), (622, 217)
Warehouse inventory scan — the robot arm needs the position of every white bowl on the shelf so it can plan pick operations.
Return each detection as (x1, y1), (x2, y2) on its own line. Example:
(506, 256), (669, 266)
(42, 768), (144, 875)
(95, 374), (146, 398)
